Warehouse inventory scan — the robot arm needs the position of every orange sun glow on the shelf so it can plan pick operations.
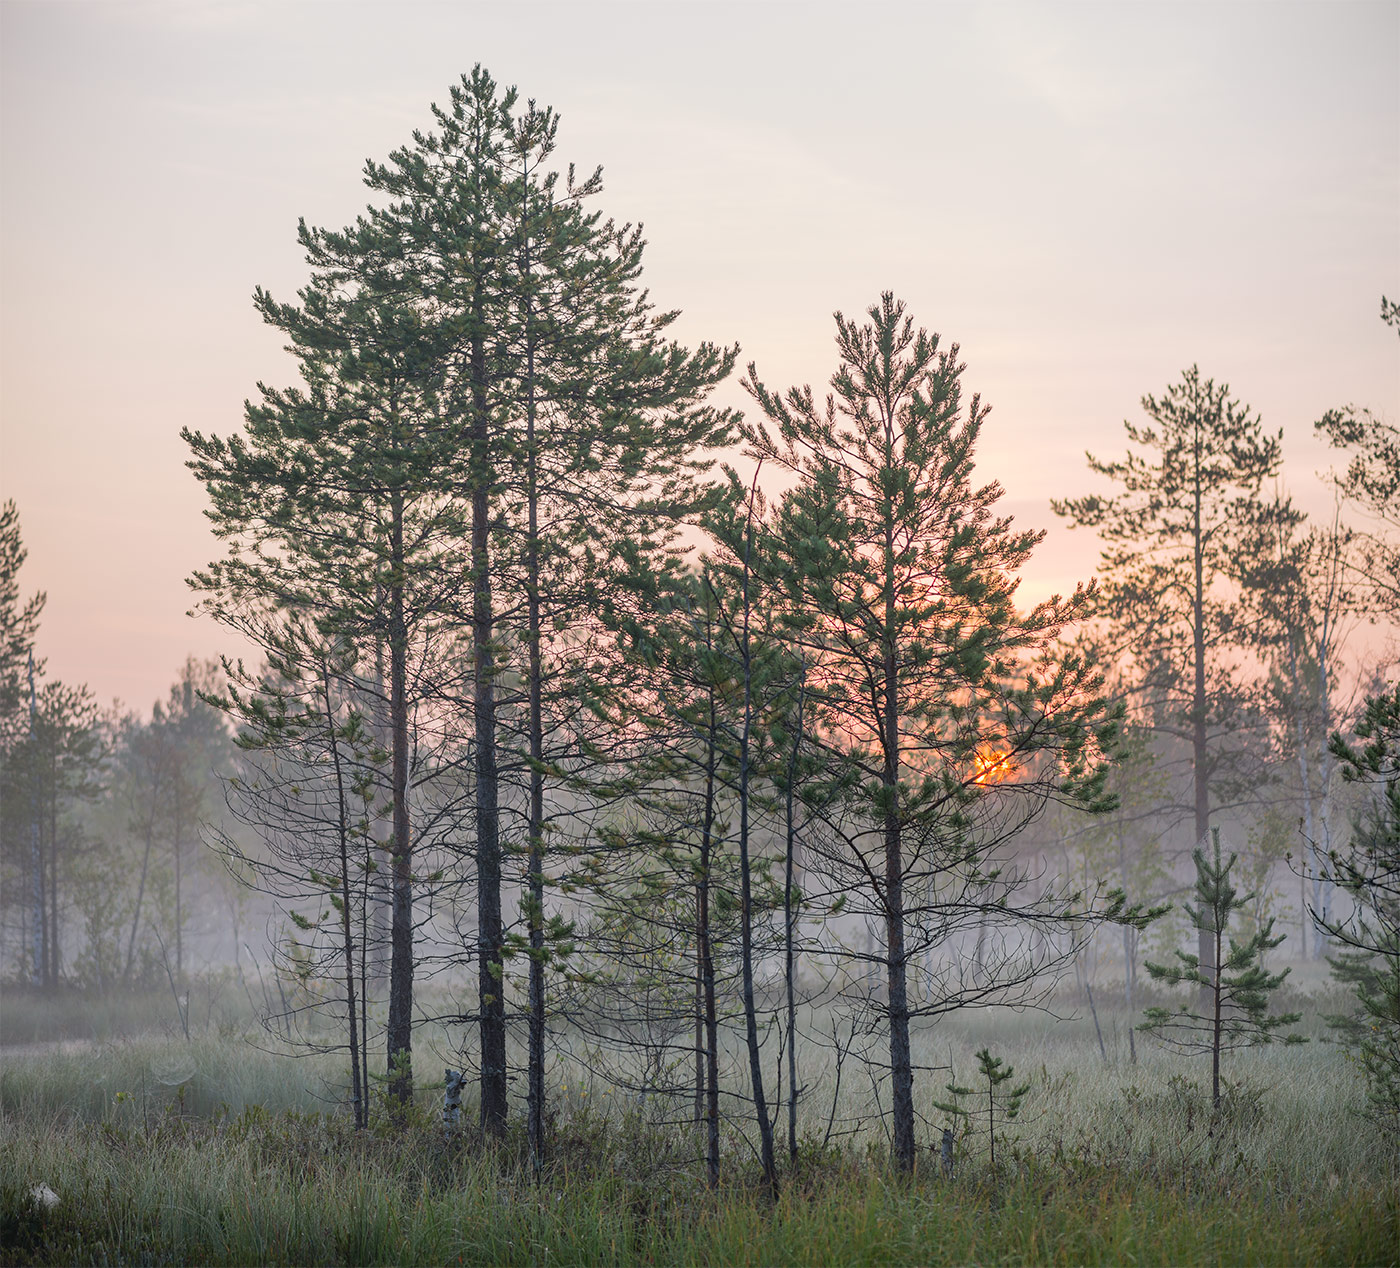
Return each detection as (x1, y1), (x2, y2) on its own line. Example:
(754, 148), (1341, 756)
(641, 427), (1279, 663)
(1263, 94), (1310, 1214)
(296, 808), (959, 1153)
(970, 744), (1015, 785)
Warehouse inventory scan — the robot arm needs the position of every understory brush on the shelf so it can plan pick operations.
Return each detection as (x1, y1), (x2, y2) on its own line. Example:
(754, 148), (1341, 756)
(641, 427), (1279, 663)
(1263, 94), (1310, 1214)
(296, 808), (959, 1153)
(2, 1047), (1396, 1267)
(1, 1105), (1392, 1268)
(1, 987), (1395, 1266)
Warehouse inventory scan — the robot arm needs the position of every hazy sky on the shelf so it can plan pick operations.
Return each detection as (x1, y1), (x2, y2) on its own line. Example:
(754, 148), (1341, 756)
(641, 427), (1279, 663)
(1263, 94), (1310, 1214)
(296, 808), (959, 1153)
(2, 0), (1396, 715)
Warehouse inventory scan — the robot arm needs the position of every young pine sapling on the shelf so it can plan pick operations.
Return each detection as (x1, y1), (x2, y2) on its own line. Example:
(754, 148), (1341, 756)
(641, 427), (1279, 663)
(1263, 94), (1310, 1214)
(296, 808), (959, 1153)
(1139, 828), (1304, 1111)
(934, 1046), (1030, 1170)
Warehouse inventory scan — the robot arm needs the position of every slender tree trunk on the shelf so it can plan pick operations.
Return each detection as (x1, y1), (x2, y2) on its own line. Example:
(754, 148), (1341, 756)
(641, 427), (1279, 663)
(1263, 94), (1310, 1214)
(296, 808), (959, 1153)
(693, 888), (704, 1132)
(987, 1077), (996, 1169)
(124, 748), (164, 984)
(47, 771), (60, 988)
(471, 324), (508, 1139)
(173, 811), (183, 986)
(370, 628), (392, 984)
(522, 208), (548, 1173)
(1210, 828), (1223, 1111)
(1284, 628), (1321, 961)
(734, 520), (777, 1193)
(784, 662), (805, 1165)
(27, 655), (42, 987)
(1119, 837), (1137, 1063)
(322, 664), (365, 1129)
(884, 499), (915, 1173)
(1311, 624), (1334, 958)
(360, 827), (372, 1122)
(1192, 463), (1214, 1012)
(386, 486), (415, 1107)
(700, 704), (721, 1188)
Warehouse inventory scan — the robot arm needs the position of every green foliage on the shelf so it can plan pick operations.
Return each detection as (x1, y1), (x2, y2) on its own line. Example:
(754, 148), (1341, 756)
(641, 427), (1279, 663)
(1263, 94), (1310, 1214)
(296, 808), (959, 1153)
(1052, 365), (1288, 679)
(0, 508), (103, 990)
(743, 293), (1139, 1174)
(0, 500), (44, 751)
(1313, 296), (1400, 615)
(1054, 367), (1291, 1000)
(934, 1047), (1030, 1169)
(1139, 829), (1304, 1106)
(1322, 685), (1400, 1138)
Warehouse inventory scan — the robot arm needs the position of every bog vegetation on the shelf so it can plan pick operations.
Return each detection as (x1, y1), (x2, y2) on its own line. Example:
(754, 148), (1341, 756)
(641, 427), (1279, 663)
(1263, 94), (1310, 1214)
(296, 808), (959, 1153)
(1, 68), (1397, 1265)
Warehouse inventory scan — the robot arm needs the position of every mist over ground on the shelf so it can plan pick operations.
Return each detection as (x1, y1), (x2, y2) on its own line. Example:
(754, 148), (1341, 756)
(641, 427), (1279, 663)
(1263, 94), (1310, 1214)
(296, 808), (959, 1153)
(2, 4), (1397, 1264)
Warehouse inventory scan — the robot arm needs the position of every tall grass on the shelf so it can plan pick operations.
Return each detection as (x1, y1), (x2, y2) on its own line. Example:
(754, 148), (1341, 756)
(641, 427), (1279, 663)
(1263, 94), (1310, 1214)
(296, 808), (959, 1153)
(1, 987), (1396, 1266)
(2, 1108), (1392, 1267)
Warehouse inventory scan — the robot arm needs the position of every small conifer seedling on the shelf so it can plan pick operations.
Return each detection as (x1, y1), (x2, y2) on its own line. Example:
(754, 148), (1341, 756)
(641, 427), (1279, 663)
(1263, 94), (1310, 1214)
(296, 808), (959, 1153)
(1139, 828), (1304, 1110)
(934, 1047), (1029, 1169)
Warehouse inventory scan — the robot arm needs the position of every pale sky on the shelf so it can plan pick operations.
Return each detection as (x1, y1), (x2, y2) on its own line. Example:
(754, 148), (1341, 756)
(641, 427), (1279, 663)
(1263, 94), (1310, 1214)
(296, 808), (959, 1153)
(2, 0), (1397, 715)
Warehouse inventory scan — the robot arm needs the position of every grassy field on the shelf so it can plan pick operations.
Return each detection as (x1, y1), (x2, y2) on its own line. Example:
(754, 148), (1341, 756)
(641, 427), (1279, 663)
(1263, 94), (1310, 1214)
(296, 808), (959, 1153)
(2, 978), (1396, 1266)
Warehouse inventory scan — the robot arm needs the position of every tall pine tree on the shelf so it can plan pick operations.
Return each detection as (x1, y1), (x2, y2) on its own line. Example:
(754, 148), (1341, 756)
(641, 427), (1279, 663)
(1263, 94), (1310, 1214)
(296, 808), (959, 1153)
(1054, 367), (1291, 1000)
(746, 294), (1134, 1171)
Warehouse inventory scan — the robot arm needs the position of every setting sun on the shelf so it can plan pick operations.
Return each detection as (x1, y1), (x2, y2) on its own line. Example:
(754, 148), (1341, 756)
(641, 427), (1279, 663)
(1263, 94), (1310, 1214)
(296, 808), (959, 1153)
(971, 743), (1015, 785)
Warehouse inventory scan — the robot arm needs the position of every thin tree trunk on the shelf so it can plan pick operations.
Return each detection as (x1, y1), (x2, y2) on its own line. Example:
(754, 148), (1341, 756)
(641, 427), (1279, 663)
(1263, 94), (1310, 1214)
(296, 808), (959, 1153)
(1284, 626), (1321, 961)
(735, 506), (777, 1194)
(1119, 837), (1137, 1063)
(27, 654), (42, 987)
(1311, 617), (1334, 958)
(124, 814), (157, 985)
(700, 702), (721, 1188)
(370, 628), (392, 984)
(1210, 828), (1223, 1111)
(360, 821), (372, 1122)
(471, 322), (508, 1139)
(987, 1075), (996, 1169)
(1192, 451), (1214, 1012)
(48, 767), (60, 988)
(385, 486), (415, 1107)
(322, 662), (365, 1129)
(522, 196), (548, 1174)
(693, 899), (704, 1131)
(1086, 979), (1107, 1063)
(172, 808), (183, 986)
(884, 481), (915, 1173)
(784, 660), (805, 1165)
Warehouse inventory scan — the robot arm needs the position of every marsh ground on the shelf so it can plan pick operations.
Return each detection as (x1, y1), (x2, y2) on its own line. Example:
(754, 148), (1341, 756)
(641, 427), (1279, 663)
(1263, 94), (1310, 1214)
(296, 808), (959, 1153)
(1, 972), (1395, 1266)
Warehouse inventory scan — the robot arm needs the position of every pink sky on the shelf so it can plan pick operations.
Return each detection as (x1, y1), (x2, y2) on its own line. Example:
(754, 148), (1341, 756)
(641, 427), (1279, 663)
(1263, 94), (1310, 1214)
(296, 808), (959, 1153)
(2, 0), (1396, 715)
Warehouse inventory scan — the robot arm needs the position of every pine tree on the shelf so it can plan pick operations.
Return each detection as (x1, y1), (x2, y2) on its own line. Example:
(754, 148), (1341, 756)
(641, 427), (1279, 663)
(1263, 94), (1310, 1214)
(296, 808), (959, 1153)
(0, 501), (44, 754)
(191, 65), (736, 1133)
(360, 68), (735, 1143)
(1139, 828), (1304, 1110)
(185, 156), (473, 1105)
(934, 1047), (1029, 1170)
(0, 501), (46, 980)
(489, 96), (736, 1164)
(1314, 296), (1400, 615)
(589, 552), (780, 1188)
(746, 294), (1137, 1172)
(1320, 686), (1400, 1139)
(1243, 507), (1358, 958)
(0, 509), (100, 993)
(1054, 367), (1293, 1002)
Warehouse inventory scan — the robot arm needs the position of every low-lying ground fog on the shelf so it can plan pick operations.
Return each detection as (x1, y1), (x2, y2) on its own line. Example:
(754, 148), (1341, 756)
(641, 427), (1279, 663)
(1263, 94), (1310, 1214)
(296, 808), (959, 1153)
(1, 968), (1395, 1266)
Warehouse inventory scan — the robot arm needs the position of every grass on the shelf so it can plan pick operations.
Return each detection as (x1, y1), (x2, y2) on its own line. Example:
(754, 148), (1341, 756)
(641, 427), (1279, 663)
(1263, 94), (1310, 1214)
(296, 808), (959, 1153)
(0, 976), (256, 1048)
(2, 1109), (1392, 1266)
(1, 981), (1396, 1266)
